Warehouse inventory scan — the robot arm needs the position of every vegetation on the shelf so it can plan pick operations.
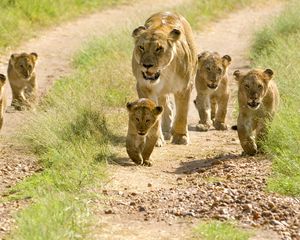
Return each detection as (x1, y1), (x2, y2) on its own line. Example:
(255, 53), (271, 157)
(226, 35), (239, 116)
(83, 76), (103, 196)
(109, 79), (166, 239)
(5, 0), (266, 238)
(175, 0), (260, 29)
(193, 221), (251, 240)
(0, 0), (128, 51)
(250, 0), (300, 196)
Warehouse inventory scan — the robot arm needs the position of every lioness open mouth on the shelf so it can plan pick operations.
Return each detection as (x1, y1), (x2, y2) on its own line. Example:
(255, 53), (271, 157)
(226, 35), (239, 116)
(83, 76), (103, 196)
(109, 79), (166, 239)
(142, 71), (160, 81)
(207, 84), (218, 89)
(247, 102), (260, 109)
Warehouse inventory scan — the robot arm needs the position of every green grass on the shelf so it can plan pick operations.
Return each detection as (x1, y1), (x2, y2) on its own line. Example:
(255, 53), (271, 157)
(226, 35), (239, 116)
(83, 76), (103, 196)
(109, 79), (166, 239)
(0, 0), (129, 51)
(192, 221), (251, 240)
(175, 0), (260, 29)
(250, 0), (300, 196)
(5, 0), (266, 238)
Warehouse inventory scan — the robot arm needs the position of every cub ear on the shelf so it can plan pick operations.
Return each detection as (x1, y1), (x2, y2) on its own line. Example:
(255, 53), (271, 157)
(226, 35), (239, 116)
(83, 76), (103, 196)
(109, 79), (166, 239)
(222, 55), (232, 67)
(233, 70), (242, 81)
(132, 26), (146, 38)
(197, 51), (210, 62)
(263, 68), (274, 81)
(30, 52), (38, 61)
(153, 106), (163, 116)
(0, 74), (6, 85)
(10, 53), (19, 64)
(169, 29), (181, 41)
(126, 102), (134, 111)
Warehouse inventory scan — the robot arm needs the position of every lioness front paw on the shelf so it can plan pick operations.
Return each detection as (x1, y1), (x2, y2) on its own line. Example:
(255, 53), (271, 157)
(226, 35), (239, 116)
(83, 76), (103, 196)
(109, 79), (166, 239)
(171, 133), (189, 145)
(195, 123), (210, 132)
(213, 121), (228, 130)
(241, 142), (257, 156)
(163, 131), (172, 141)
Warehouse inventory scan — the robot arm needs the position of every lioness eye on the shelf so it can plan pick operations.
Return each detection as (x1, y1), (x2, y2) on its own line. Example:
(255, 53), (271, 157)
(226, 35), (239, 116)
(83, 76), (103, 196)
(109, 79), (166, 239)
(146, 119), (150, 123)
(136, 118), (140, 122)
(139, 46), (144, 51)
(245, 84), (250, 89)
(206, 66), (211, 72)
(258, 84), (263, 89)
(217, 67), (222, 74)
(156, 46), (163, 52)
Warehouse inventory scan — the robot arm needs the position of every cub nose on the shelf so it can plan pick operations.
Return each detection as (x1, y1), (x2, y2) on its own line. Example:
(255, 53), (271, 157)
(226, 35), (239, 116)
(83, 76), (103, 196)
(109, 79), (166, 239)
(143, 63), (154, 69)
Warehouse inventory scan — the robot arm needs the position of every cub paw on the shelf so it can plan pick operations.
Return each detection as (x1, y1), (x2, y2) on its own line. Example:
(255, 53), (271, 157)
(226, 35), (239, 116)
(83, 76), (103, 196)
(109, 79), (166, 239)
(195, 123), (210, 132)
(156, 136), (165, 147)
(163, 131), (172, 141)
(171, 133), (189, 145)
(213, 121), (228, 130)
(142, 160), (153, 167)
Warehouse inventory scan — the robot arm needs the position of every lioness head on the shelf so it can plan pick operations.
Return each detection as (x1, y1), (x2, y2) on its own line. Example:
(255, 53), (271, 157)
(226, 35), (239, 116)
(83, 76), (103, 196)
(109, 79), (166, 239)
(10, 52), (38, 79)
(198, 51), (231, 90)
(0, 74), (6, 87)
(127, 98), (163, 136)
(234, 68), (274, 110)
(132, 25), (181, 84)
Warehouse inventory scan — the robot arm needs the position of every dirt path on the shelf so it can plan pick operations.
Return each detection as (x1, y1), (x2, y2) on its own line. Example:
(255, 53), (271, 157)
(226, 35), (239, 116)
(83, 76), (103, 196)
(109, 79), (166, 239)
(0, 0), (187, 237)
(88, 3), (300, 240)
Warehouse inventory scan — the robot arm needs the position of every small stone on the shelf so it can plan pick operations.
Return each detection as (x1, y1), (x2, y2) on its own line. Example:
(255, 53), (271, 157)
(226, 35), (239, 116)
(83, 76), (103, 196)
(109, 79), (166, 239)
(242, 204), (252, 212)
(104, 209), (113, 214)
(147, 183), (152, 187)
(138, 206), (146, 212)
(129, 202), (136, 206)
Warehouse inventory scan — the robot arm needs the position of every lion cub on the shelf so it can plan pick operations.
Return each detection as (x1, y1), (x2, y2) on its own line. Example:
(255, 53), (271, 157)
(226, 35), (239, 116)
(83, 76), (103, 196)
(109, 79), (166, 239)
(194, 51), (232, 131)
(126, 98), (163, 166)
(7, 52), (38, 111)
(234, 68), (279, 155)
(0, 74), (7, 130)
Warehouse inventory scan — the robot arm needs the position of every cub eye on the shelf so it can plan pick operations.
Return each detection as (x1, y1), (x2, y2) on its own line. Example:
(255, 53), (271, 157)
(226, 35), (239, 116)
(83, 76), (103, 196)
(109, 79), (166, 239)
(217, 67), (222, 74)
(258, 84), (263, 89)
(245, 84), (250, 89)
(139, 46), (144, 51)
(156, 46), (163, 53)
(146, 119), (150, 123)
(206, 66), (211, 72)
(136, 118), (140, 122)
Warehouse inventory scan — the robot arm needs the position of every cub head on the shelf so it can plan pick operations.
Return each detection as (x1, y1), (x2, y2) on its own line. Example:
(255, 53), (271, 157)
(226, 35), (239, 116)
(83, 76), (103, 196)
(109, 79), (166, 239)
(0, 74), (6, 87)
(10, 52), (38, 79)
(132, 25), (181, 84)
(127, 98), (163, 136)
(234, 68), (274, 110)
(197, 51), (231, 90)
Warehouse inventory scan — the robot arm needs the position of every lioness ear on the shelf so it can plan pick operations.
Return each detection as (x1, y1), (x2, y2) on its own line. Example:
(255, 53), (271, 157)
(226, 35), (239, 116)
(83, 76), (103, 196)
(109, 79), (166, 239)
(126, 102), (134, 111)
(222, 55), (232, 67)
(233, 70), (242, 81)
(263, 68), (274, 81)
(0, 74), (6, 85)
(10, 53), (19, 65)
(132, 26), (146, 38)
(30, 52), (38, 61)
(153, 106), (163, 115)
(169, 29), (181, 41)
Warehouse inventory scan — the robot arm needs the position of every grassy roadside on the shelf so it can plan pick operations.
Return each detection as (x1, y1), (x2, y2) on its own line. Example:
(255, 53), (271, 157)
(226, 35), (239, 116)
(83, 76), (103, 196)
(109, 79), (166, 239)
(192, 221), (252, 240)
(250, 0), (300, 196)
(0, 0), (129, 51)
(175, 0), (262, 29)
(5, 0), (264, 239)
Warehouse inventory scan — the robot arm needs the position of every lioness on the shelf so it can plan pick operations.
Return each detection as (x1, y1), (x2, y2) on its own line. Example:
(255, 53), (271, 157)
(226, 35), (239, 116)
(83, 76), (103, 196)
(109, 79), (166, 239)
(234, 68), (279, 155)
(194, 51), (231, 131)
(132, 12), (197, 145)
(7, 52), (38, 111)
(126, 98), (163, 166)
(0, 74), (7, 130)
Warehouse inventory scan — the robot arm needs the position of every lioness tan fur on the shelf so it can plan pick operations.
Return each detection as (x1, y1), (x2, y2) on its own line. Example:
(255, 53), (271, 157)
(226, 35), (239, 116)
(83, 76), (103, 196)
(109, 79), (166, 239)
(132, 12), (197, 145)
(234, 68), (279, 155)
(0, 74), (7, 130)
(126, 98), (163, 166)
(7, 52), (38, 111)
(194, 51), (231, 131)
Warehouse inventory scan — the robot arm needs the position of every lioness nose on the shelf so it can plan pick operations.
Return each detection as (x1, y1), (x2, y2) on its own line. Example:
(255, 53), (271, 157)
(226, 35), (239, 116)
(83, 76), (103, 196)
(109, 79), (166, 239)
(143, 63), (154, 69)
